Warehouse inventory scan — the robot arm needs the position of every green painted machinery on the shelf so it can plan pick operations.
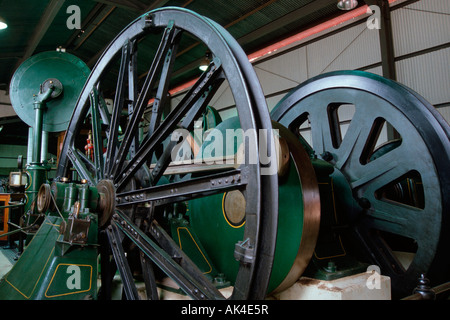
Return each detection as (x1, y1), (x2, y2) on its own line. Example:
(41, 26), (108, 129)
(8, 50), (90, 220)
(179, 116), (321, 294)
(0, 51), (93, 299)
(271, 70), (450, 298)
(1, 7), (449, 301)
(0, 181), (100, 299)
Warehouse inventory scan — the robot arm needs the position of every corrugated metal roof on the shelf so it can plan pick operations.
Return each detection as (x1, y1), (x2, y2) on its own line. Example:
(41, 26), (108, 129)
(0, 0), (352, 90)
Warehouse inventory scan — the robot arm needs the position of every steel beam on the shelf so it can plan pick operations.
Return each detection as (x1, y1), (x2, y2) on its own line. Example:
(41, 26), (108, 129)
(365, 0), (397, 80)
(365, 0), (398, 140)
(86, 1), (171, 67)
(64, 3), (108, 50)
(92, 0), (146, 12)
(236, 0), (336, 45)
(13, 0), (66, 72)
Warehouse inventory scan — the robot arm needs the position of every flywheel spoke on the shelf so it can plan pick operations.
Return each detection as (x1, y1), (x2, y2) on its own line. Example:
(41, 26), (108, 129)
(89, 88), (105, 182)
(140, 252), (159, 300)
(109, 24), (181, 178)
(350, 148), (411, 193)
(353, 224), (408, 274)
(106, 222), (141, 300)
(147, 25), (181, 138)
(104, 41), (132, 175)
(66, 147), (96, 185)
(367, 201), (422, 239)
(333, 108), (376, 172)
(114, 60), (224, 190)
(111, 210), (224, 300)
(116, 168), (247, 207)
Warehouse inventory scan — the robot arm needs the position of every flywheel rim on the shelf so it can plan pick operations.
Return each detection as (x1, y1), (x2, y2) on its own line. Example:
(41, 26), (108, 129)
(271, 70), (450, 298)
(57, 7), (278, 300)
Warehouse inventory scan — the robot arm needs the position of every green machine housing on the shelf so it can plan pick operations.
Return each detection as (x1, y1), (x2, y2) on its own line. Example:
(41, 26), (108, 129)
(167, 115), (368, 295)
(0, 51), (97, 299)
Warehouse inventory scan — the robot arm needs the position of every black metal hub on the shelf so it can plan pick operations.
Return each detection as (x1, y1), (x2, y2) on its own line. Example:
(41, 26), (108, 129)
(96, 180), (116, 227)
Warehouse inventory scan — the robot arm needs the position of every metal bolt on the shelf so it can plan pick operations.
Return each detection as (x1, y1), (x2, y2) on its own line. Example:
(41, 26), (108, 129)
(326, 261), (337, 272)
(358, 197), (371, 209)
(321, 151), (333, 162)
(413, 274), (436, 300)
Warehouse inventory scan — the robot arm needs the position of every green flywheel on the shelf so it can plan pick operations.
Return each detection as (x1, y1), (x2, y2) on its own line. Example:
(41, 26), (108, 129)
(187, 117), (320, 294)
(10, 51), (90, 132)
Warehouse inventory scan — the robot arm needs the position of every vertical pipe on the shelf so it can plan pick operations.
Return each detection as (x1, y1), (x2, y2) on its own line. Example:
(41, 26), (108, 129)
(27, 127), (33, 165)
(32, 102), (43, 163)
(41, 130), (48, 163)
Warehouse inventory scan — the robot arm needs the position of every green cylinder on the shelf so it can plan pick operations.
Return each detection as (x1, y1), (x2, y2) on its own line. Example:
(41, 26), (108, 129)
(25, 164), (47, 213)
(63, 183), (78, 214)
(51, 181), (99, 217)
(185, 117), (316, 293)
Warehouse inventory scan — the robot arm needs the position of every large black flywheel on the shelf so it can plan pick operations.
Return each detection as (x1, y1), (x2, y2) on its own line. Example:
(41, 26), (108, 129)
(57, 7), (278, 300)
(271, 70), (450, 299)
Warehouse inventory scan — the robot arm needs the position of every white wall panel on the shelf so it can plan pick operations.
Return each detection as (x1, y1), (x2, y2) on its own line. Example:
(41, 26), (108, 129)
(437, 106), (450, 123)
(363, 65), (383, 76)
(392, 0), (450, 57)
(266, 93), (286, 112)
(0, 90), (15, 118)
(305, 23), (381, 77)
(396, 47), (450, 106)
(168, 0), (450, 129)
(254, 46), (308, 97)
(209, 81), (234, 110)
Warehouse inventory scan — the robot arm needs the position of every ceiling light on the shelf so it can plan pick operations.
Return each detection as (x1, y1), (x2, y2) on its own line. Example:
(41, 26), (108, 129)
(199, 57), (208, 71)
(0, 17), (7, 30)
(337, 0), (358, 10)
(199, 51), (211, 71)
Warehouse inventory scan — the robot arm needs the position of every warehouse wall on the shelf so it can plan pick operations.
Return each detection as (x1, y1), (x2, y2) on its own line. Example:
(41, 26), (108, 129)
(392, 0), (450, 115)
(0, 90), (15, 118)
(171, 0), (449, 145)
(256, 0), (450, 116)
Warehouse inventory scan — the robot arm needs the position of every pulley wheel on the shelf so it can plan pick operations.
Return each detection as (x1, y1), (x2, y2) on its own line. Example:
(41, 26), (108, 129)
(271, 70), (450, 298)
(10, 51), (90, 132)
(37, 183), (53, 213)
(57, 7), (278, 300)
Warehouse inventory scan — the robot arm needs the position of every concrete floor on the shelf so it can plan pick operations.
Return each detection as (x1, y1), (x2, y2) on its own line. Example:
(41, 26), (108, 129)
(0, 241), (420, 300)
(0, 244), (17, 279)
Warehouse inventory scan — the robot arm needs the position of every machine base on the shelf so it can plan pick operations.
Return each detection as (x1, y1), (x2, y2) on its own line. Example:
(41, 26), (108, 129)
(140, 272), (391, 300)
(271, 273), (391, 300)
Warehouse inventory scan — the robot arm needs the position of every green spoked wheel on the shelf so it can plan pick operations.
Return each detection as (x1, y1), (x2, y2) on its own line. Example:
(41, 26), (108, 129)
(56, 7), (278, 300)
(271, 70), (450, 298)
